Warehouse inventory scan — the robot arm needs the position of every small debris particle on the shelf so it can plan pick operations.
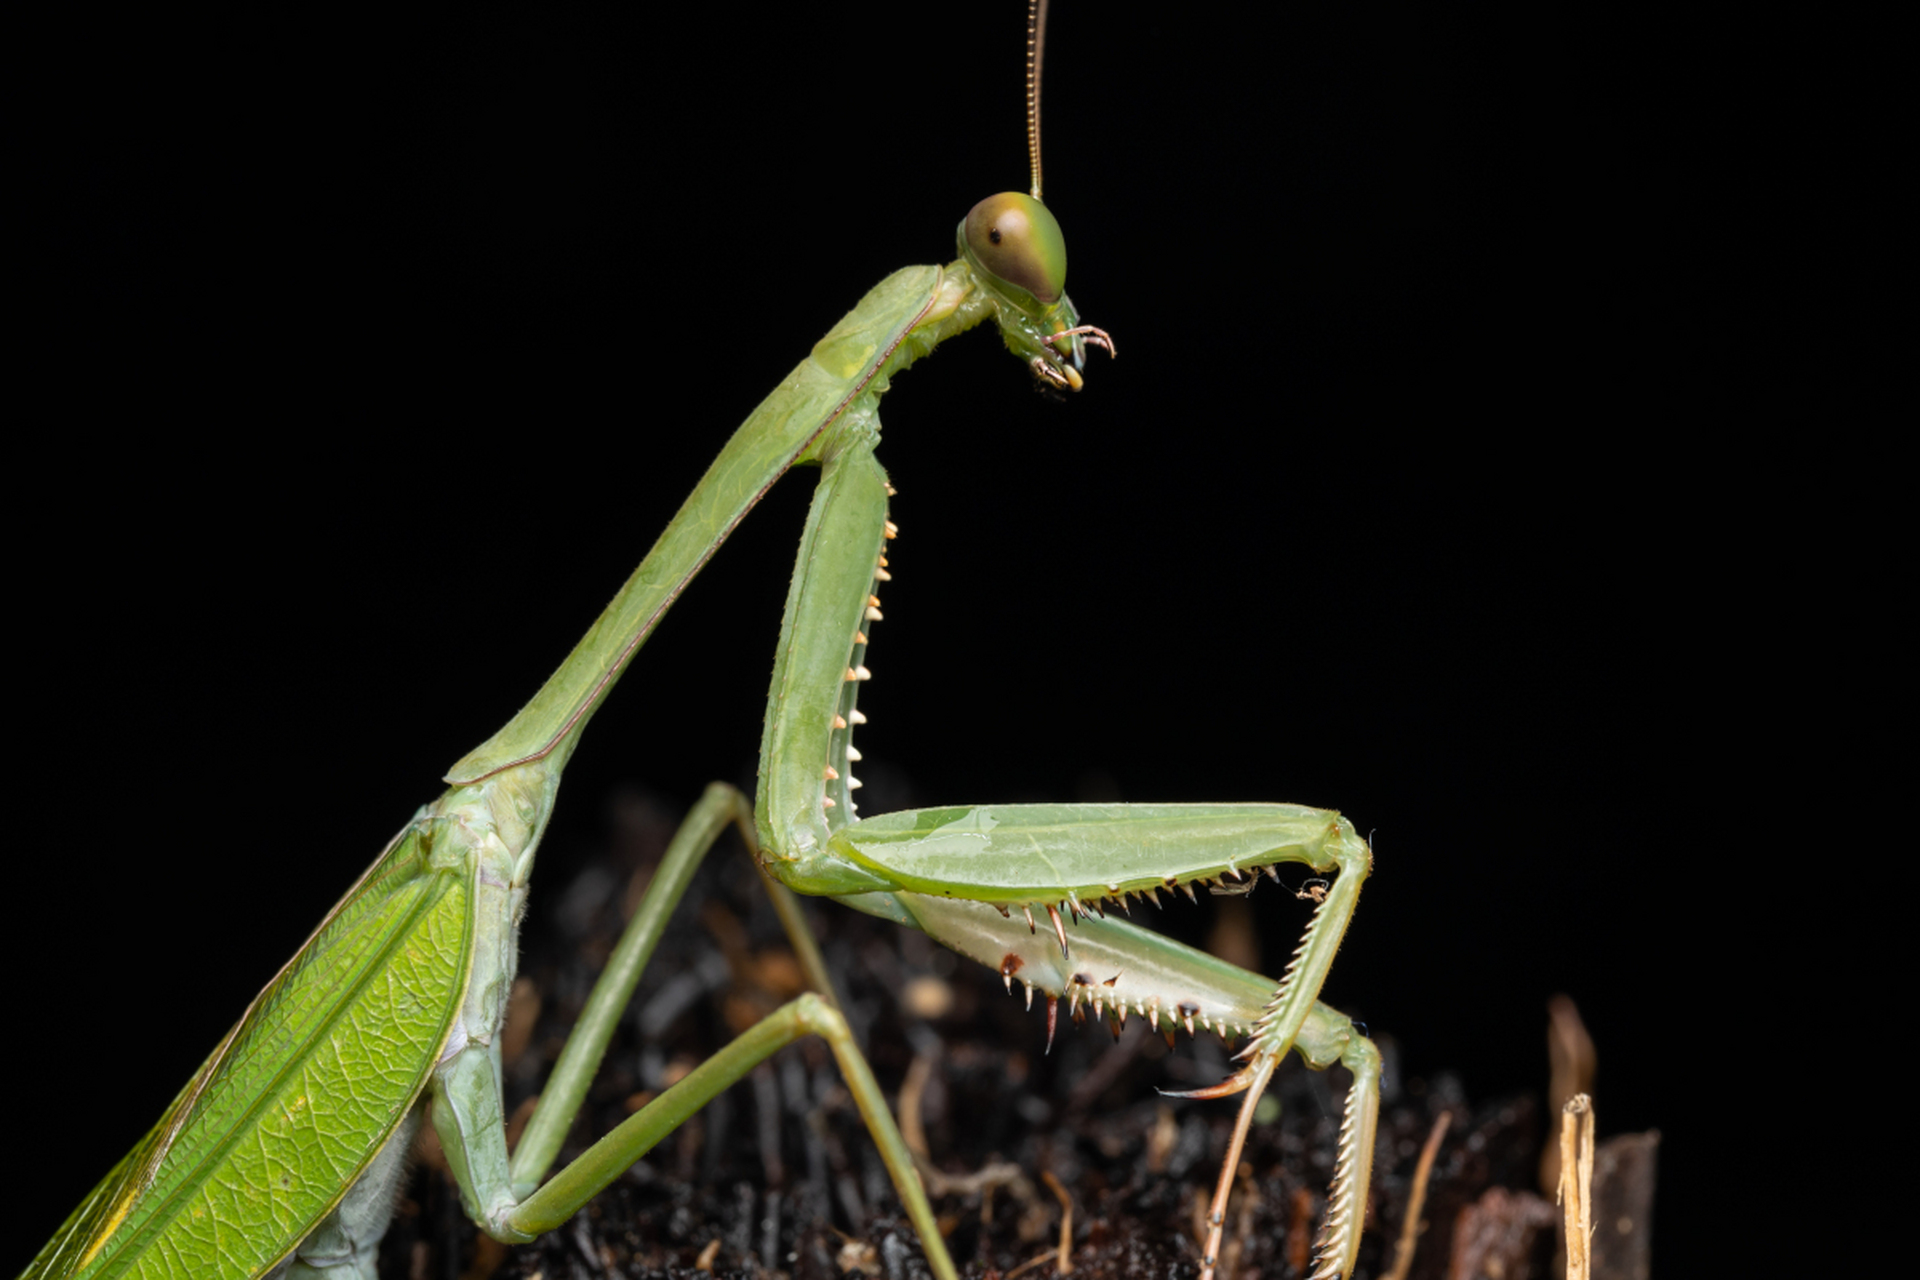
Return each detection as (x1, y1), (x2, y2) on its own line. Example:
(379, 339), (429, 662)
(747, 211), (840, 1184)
(902, 975), (954, 1019)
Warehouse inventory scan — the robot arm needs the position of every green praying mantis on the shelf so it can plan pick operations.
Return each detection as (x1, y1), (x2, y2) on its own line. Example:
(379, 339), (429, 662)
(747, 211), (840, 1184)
(26, 6), (1383, 1279)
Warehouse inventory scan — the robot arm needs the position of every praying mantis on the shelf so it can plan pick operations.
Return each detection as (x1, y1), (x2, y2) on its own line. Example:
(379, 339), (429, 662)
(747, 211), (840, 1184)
(20, 5), (1406, 1279)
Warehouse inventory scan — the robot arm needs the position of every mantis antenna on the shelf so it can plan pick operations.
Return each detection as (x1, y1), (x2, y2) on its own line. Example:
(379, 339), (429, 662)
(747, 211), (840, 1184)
(1028, 0), (1049, 199)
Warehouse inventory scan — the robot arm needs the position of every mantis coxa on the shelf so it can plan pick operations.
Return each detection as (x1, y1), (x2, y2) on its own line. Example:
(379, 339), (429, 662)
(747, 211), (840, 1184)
(25, 6), (1381, 1279)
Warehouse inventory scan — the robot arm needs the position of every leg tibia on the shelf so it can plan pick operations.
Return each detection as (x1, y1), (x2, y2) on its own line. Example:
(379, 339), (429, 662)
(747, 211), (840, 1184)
(510, 782), (756, 1192)
(1249, 825), (1370, 1064)
(859, 891), (1354, 1049)
(1308, 1031), (1381, 1280)
(504, 994), (954, 1280)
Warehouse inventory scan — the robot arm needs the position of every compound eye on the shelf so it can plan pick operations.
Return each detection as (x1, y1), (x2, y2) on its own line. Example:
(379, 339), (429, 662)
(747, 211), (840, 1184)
(964, 192), (1067, 304)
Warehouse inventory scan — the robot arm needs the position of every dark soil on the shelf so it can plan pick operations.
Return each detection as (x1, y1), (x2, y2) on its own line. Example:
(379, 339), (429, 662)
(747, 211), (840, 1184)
(378, 790), (1552, 1280)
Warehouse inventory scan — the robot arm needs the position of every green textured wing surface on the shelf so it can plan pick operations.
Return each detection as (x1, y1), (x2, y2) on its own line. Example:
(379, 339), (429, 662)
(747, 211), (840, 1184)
(28, 825), (474, 1280)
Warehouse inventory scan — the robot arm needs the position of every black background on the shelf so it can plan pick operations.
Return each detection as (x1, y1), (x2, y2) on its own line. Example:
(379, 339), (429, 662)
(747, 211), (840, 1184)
(19, 3), (1740, 1273)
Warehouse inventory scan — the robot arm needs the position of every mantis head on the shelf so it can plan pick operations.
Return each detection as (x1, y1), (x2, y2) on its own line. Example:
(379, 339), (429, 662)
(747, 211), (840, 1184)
(960, 192), (1111, 390)
(964, 192), (1067, 306)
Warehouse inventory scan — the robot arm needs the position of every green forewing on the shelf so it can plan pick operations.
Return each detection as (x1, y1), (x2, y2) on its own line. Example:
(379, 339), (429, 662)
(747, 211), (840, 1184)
(29, 827), (473, 1279)
(827, 803), (1350, 903)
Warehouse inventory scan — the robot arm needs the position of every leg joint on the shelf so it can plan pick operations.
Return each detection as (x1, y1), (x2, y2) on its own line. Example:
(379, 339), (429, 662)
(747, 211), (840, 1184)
(790, 991), (848, 1039)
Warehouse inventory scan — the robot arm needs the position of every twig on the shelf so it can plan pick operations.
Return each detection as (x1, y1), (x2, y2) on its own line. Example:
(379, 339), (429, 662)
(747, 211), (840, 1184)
(1041, 1169), (1076, 1275)
(1382, 1109), (1450, 1280)
(1557, 1093), (1595, 1280)
(1539, 995), (1596, 1193)
(898, 1052), (935, 1159)
(1004, 1251), (1056, 1280)
(897, 1048), (1032, 1212)
(1284, 1187), (1315, 1275)
(1216, 1162), (1258, 1280)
